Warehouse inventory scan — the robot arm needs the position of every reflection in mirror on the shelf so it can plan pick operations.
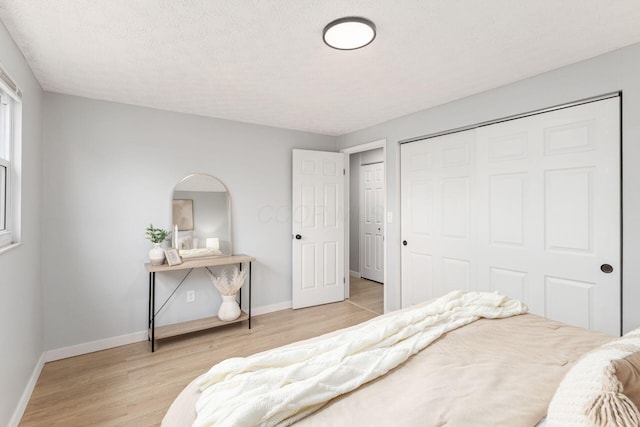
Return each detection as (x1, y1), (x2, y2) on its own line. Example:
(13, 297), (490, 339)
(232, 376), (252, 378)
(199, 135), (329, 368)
(172, 174), (232, 257)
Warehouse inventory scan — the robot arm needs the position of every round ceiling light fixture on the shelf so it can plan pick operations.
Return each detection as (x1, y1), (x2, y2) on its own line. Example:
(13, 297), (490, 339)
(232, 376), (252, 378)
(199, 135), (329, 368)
(323, 17), (376, 50)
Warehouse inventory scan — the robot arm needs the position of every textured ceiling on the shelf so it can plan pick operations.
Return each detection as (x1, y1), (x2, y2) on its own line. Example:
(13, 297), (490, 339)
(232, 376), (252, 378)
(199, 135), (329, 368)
(1, 1), (640, 136)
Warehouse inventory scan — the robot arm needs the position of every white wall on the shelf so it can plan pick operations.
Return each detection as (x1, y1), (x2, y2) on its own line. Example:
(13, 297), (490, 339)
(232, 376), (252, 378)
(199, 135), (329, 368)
(337, 42), (640, 333)
(0, 20), (43, 427)
(41, 93), (336, 350)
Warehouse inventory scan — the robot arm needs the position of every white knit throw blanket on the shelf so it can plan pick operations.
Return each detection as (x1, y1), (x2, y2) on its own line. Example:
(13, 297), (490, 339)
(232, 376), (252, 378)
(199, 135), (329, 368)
(193, 291), (528, 427)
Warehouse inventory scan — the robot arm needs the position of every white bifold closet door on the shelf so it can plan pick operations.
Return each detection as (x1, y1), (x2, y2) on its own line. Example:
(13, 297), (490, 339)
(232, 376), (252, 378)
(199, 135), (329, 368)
(401, 97), (620, 336)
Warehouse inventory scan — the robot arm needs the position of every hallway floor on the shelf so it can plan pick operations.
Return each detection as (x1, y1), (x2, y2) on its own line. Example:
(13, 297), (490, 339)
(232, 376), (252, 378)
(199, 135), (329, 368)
(348, 276), (383, 315)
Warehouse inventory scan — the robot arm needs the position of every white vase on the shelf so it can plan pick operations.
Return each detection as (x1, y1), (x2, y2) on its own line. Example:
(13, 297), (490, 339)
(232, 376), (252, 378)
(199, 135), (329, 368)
(149, 243), (165, 266)
(218, 294), (241, 321)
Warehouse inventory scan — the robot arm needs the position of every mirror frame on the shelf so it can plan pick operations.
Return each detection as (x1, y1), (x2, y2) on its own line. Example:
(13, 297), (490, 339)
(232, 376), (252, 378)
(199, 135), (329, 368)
(172, 173), (233, 255)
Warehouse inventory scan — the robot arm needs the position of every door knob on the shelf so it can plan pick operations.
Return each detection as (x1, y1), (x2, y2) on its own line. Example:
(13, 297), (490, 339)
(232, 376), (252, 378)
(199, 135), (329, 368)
(402, 240), (408, 246)
(295, 234), (302, 240)
(600, 264), (613, 274)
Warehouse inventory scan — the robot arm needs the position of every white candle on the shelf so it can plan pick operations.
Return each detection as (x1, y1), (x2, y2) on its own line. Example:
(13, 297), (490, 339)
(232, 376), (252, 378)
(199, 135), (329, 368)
(174, 224), (179, 248)
(205, 237), (220, 250)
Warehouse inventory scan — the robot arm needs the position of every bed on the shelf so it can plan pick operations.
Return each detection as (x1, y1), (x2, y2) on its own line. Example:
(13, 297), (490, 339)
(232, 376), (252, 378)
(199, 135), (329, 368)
(162, 291), (640, 426)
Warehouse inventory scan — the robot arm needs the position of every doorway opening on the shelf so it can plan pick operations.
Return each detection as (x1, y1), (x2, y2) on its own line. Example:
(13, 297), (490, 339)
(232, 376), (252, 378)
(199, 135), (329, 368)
(342, 140), (387, 314)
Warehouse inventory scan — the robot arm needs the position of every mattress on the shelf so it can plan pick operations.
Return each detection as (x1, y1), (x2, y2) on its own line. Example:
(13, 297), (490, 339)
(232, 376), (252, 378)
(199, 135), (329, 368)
(162, 312), (611, 426)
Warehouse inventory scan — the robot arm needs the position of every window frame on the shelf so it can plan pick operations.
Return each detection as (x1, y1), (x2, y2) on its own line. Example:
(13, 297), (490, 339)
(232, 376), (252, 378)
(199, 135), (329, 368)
(0, 67), (21, 251)
(0, 157), (9, 237)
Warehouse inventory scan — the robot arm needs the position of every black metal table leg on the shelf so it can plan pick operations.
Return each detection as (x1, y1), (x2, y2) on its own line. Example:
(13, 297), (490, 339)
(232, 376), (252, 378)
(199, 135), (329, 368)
(151, 272), (156, 352)
(148, 272), (152, 340)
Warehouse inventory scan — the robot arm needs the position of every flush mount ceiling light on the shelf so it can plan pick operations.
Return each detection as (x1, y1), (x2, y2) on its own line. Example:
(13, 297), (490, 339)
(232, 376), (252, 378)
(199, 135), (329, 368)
(323, 17), (376, 50)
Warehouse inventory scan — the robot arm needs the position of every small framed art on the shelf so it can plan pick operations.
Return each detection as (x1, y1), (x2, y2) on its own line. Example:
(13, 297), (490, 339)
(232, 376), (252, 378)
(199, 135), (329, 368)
(164, 248), (183, 266)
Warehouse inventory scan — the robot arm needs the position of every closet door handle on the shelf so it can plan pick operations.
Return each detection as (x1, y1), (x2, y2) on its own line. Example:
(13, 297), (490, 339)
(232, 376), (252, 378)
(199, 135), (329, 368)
(295, 234), (302, 240)
(402, 240), (408, 246)
(600, 264), (613, 274)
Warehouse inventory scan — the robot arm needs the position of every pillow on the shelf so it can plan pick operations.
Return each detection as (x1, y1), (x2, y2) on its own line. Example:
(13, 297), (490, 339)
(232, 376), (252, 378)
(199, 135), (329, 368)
(546, 329), (640, 427)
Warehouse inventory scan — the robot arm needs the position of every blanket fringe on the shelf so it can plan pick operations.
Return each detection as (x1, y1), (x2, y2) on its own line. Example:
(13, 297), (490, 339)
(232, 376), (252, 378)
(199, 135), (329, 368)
(587, 392), (640, 427)
(586, 362), (640, 427)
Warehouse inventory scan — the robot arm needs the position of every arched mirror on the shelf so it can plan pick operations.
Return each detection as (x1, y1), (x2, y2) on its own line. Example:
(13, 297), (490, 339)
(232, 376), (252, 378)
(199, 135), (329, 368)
(172, 174), (232, 257)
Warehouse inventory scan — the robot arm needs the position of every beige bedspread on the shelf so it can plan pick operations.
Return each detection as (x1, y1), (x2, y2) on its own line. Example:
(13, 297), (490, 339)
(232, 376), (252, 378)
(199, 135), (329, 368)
(162, 313), (611, 426)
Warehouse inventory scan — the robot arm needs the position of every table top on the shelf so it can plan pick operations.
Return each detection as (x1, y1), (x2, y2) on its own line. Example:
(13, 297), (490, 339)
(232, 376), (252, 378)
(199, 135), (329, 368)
(145, 254), (255, 272)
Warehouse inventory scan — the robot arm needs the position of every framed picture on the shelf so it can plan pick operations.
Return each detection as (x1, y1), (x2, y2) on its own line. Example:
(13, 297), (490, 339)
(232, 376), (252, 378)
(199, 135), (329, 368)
(172, 199), (194, 231)
(164, 248), (183, 266)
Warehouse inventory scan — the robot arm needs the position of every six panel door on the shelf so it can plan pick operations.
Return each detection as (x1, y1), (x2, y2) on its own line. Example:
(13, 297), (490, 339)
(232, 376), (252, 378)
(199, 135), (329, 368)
(401, 130), (477, 306)
(292, 149), (345, 309)
(361, 162), (385, 283)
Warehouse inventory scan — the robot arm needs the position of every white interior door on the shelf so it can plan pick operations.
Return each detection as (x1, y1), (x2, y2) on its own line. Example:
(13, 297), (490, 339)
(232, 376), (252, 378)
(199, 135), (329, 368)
(360, 162), (385, 283)
(292, 149), (345, 309)
(401, 97), (621, 336)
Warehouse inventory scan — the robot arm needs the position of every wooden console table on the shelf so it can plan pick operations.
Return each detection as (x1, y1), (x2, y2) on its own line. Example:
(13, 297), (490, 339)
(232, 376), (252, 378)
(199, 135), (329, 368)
(145, 254), (255, 352)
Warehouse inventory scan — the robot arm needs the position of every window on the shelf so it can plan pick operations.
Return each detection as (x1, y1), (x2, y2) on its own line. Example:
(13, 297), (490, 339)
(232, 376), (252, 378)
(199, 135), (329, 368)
(0, 66), (21, 250)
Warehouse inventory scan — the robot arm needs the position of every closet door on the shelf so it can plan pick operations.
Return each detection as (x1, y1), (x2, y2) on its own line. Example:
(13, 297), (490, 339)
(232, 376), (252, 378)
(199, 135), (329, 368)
(361, 162), (385, 283)
(475, 98), (620, 335)
(401, 97), (620, 336)
(401, 130), (477, 306)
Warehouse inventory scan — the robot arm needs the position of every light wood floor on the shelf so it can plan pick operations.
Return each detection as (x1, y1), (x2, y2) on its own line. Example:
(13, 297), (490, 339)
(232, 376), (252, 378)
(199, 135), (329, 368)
(19, 301), (380, 426)
(348, 276), (384, 315)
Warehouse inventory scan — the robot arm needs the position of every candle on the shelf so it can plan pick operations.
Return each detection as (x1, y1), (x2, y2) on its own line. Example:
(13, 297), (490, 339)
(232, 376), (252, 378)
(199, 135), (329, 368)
(174, 224), (179, 248)
(205, 237), (220, 250)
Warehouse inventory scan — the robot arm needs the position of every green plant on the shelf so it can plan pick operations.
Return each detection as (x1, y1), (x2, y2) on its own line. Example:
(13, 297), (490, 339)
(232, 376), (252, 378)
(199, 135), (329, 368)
(145, 224), (170, 244)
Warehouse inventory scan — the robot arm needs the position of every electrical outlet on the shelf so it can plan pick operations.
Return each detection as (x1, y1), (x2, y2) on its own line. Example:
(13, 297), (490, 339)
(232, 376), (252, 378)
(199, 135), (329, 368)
(186, 290), (196, 303)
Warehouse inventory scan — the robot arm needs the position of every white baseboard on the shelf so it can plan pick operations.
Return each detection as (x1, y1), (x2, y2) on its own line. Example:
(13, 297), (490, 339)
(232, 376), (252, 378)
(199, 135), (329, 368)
(44, 330), (148, 362)
(43, 301), (292, 362)
(349, 270), (361, 278)
(9, 353), (44, 427)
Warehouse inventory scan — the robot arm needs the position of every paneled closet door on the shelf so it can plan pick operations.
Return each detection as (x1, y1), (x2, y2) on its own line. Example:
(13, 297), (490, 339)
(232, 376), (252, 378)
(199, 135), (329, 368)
(361, 162), (385, 283)
(475, 98), (620, 335)
(400, 130), (477, 307)
(401, 97), (620, 336)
